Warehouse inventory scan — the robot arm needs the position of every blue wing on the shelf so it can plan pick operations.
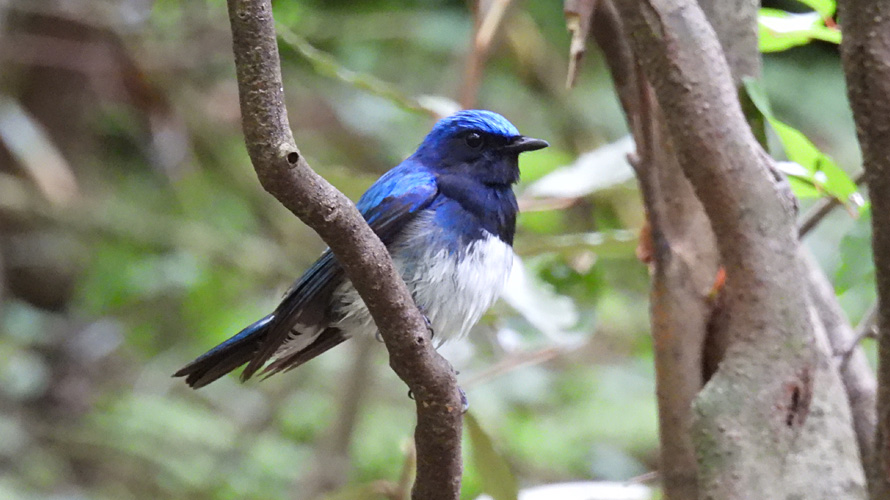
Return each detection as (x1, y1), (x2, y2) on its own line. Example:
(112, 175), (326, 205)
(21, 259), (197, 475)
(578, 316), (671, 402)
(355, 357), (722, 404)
(177, 164), (440, 387)
(356, 164), (439, 244)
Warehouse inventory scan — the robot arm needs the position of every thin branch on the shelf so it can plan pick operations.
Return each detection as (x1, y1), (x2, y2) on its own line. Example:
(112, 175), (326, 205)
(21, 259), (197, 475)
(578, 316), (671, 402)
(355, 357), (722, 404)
(841, 302), (878, 371)
(459, 0), (513, 108)
(805, 251), (877, 473)
(564, 0), (597, 88)
(798, 171), (867, 237)
(276, 26), (440, 118)
(462, 346), (565, 389)
(297, 336), (377, 499)
(225, 1), (462, 498)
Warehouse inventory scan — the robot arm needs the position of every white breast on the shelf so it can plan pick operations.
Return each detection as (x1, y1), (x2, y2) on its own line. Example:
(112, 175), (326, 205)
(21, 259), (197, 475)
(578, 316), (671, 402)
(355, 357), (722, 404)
(332, 225), (514, 344)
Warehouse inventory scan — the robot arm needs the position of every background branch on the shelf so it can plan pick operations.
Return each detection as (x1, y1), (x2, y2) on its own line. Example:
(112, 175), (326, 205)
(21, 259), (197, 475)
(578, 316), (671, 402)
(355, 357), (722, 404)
(798, 171), (867, 237)
(225, 1), (462, 498)
(839, 1), (890, 497)
(590, 2), (717, 497)
(804, 251), (877, 470)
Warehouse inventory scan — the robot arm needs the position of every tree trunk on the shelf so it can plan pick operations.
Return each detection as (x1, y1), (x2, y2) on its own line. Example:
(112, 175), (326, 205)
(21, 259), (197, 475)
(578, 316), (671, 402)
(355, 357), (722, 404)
(838, 1), (890, 498)
(595, 0), (868, 497)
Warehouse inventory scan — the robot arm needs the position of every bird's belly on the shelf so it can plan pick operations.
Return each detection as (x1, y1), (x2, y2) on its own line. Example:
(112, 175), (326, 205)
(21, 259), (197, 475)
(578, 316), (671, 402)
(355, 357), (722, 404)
(332, 231), (514, 343)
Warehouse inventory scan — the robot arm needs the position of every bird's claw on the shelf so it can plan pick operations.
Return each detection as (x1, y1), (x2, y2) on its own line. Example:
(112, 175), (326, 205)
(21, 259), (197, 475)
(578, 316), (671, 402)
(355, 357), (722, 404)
(416, 307), (434, 339)
(406, 387), (468, 413)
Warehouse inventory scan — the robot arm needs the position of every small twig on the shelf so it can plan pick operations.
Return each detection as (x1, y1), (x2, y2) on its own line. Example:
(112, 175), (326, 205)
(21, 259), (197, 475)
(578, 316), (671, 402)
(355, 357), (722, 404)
(840, 302), (879, 371)
(463, 346), (567, 390)
(627, 470), (660, 484)
(459, 0), (513, 108)
(797, 171), (867, 237)
(276, 26), (440, 118)
(564, 0), (598, 88)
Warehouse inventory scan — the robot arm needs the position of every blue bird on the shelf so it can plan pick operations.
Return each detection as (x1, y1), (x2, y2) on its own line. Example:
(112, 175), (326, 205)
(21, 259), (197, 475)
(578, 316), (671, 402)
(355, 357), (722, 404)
(175, 110), (548, 388)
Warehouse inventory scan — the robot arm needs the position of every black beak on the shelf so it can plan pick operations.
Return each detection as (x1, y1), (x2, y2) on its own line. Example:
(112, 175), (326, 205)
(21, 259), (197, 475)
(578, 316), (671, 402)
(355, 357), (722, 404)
(505, 136), (549, 153)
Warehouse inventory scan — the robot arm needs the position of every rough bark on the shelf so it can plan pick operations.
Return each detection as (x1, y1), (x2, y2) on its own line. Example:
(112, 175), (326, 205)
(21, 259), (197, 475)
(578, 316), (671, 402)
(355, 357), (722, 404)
(612, 0), (866, 497)
(838, 1), (890, 497)
(590, 2), (720, 497)
(804, 251), (877, 467)
(225, 1), (462, 498)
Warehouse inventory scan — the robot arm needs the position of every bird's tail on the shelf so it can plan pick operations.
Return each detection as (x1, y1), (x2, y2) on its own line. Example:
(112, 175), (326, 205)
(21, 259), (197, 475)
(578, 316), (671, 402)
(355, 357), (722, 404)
(173, 314), (274, 388)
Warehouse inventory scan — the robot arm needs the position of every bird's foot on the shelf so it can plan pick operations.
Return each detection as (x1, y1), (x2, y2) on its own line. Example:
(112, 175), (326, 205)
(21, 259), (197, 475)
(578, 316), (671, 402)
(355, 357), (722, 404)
(416, 306), (434, 339)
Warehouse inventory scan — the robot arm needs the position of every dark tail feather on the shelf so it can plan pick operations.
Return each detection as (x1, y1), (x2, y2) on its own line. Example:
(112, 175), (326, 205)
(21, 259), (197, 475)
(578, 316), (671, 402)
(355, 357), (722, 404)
(261, 328), (350, 378)
(174, 314), (274, 388)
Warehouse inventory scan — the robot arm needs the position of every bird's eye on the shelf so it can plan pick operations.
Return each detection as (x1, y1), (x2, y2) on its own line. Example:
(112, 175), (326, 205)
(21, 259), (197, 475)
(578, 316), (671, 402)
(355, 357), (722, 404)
(465, 132), (484, 149)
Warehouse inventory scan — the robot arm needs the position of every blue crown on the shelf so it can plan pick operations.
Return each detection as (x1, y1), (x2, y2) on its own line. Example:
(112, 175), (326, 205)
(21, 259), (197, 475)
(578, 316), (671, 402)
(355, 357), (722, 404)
(428, 110), (521, 139)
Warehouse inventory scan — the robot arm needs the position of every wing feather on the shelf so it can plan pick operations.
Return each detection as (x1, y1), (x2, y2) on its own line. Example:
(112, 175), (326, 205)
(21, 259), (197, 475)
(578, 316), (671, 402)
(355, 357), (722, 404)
(240, 166), (438, 379)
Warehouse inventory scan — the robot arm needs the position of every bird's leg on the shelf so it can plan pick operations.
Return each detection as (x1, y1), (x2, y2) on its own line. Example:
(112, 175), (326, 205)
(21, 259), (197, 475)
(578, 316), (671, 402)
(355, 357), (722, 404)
(449, 363), (468, 413)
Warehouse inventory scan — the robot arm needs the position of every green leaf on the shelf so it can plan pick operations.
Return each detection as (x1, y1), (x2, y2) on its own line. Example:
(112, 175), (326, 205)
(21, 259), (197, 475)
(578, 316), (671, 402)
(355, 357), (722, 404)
(758, 8), (840, 53)
(741, 79), (859, 204)
(769, 120), (858, 201)
(795, 0), (836, 18)
(466, 412), (519, 500)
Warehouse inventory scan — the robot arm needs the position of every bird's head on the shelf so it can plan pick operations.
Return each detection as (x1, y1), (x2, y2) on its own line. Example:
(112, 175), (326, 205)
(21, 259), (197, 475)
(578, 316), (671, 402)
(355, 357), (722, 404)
(413, 110), (548, 185)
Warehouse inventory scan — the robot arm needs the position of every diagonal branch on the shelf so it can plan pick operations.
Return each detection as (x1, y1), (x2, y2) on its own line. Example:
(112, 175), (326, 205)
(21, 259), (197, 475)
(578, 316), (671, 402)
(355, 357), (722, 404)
(225, 1), (462, 498)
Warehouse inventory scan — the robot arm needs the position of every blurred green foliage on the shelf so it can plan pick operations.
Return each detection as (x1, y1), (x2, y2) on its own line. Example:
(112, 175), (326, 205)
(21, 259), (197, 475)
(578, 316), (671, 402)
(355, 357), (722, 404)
(0, 0), (874, 499)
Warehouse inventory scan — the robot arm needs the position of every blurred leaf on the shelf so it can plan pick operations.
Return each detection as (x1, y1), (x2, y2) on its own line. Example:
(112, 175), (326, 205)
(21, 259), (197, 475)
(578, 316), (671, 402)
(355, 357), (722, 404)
(524, 136), (635, 199)
(742, 79), (858, 204)
(795, 0), (836, 18)
(769, 120), (857, 201)
(466, 412), (519, 500)
(323, 483), (389, 500)
(501, 255), (580, 343)
(758, 9), (840, 53)
(836, 211), (874, 293)
(785, 175), (823, 199)
(476, 481), (653, 500)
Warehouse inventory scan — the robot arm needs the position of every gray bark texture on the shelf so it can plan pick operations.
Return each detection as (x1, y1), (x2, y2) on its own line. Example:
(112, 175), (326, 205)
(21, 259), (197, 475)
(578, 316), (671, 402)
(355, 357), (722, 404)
(838, 1), (890, 498)
(605, 0), (867, 498)
(591, 3), (717, 497)
(225, 1), (463, 498)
